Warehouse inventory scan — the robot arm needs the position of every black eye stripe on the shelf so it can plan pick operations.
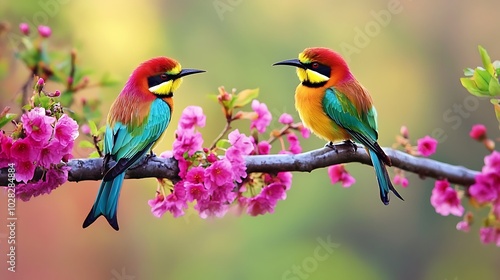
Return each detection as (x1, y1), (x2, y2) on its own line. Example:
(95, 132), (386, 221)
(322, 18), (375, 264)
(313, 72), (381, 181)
(147, 74), (172, 88)
(306, 62), (331, 78)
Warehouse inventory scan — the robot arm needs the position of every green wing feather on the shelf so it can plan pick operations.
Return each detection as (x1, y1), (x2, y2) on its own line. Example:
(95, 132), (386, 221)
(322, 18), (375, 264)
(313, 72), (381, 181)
(103, 98), (171, 181)
(322, 88), (389, 164)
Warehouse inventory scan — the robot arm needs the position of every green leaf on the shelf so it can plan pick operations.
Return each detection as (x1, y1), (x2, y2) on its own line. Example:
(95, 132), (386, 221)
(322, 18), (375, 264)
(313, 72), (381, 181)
(232, 88), (259, 108)
(88, 120), (98, 135)
(460, 77), (485, 97)
(490, 98), (500, 129)
(215, 139), (231, 149)
(478, 45), (496, 76)
(98, 125), (106, 134)
(88, 151), (101, 158)
(488, 76), (500, 96)
(473, 68), (490, 92)
(78, 140), (95, 149)
(0, 113), (17, 129)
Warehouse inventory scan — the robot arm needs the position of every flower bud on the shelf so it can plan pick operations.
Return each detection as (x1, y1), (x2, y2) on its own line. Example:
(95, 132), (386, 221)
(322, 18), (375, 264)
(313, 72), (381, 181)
(37, 25), (51, 38)
(19, 23), (29, 35)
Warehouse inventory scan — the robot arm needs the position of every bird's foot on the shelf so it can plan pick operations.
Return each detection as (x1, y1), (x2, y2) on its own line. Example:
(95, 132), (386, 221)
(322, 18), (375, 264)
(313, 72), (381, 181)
(101, 155), (112, 175)
(325, 141), (339, 153)
(343, 140), (358, 152)
(130, 153), (156, 170)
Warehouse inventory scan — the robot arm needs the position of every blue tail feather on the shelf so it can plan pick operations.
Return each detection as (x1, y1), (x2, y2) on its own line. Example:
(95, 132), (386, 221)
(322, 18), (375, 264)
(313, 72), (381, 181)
(82, 172), (125, 231)
(369, 150), (403, 205)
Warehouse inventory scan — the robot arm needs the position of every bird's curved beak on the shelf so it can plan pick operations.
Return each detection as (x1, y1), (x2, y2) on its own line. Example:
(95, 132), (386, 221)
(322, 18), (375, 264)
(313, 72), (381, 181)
(178, 68), (206, 78)
(272, 59), (304, 68)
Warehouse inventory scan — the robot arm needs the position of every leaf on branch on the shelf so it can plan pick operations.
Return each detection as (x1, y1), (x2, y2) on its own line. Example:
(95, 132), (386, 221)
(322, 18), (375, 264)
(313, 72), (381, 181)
(232, 88), (259, 108)
(78, 140), (95, 149)
(88, 120), (98, 136)
(0, 113), (16, 129)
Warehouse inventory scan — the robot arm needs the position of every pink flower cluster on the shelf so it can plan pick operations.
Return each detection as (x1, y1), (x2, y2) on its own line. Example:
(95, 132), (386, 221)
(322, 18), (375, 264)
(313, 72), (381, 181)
(0, 107), (78, 201)
(148, 105), (304, 219)
(328, 165), (355, 188)
(430, 179), (464, 217)
(468, 151), (500, 246)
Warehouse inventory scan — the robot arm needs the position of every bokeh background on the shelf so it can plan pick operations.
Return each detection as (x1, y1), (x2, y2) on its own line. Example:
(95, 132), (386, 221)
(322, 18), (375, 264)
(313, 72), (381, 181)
(1, 0), (500, 279)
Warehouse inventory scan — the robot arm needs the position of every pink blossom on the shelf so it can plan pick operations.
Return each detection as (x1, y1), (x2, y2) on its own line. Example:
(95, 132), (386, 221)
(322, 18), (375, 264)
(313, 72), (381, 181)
(10, 138), (39, 162)
(37, 25), (51, 38)
(228, 129), (253, 155)
(276, 172), (293, 190)
(19, 23), (29, 35)
(196, 199), (229, 218)
(210, 182), (237, 203)
(300, 126), (311, 138)
(14, 160), (36, 183)
(173, 128), (203, 158)
(278, 113), (294, 125)
(0, 133), (13, 168)
(400, 125), (409, 138)
(204, 159), (233, 189)
(206, 153), (218, 163)
(261, 183), (287, 202)
(250, 100), (272, 133)
(15, 165), (68, 199)
(185, 166), (205, 184)
(417, 135), (438, 157)
(185, 182), (208, 202)
(38, 139), (66, 168)
(257, 141), (271, 155)
(479, 227), (500, 246)
(469, 173), (498, 203)
(179, 106), (206, 129)
(328, 164), (356, 188)
(483, 151), (500, 174)
(148, 194), (168, 218)
(469, 124), (487, 141)
(456, 221), (470, 232)
(80, 124), (91, 135)
(430, 179), (464, 217)
(247, 195), (275, 216)
(176, 158), (190, 178)
(54, 114), (79, 147)
(21, 107), (55, 145)
(163, 184), (188, 218)
(287, 132), (302, 154)
(393, 174), (409, 188)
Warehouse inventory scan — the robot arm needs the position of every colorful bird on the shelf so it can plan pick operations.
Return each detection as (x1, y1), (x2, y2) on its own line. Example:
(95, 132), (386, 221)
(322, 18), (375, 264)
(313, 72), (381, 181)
(273, 47), (403, 204)
(83, 57), (204, 230)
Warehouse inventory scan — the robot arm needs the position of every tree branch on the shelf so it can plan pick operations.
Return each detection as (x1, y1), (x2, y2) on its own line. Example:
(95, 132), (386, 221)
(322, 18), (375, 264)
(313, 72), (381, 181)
(0, 143), (479, 186)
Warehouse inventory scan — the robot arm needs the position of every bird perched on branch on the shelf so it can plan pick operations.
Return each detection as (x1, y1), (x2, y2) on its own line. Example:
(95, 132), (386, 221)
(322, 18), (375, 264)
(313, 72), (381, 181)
(273, 47), (403, 204)
(83, 57), (204, 230)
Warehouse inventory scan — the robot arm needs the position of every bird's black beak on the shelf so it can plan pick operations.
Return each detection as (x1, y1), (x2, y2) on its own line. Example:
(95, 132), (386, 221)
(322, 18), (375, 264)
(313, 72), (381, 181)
(178, 68), (206, 78)
(272, 58), (304, 68)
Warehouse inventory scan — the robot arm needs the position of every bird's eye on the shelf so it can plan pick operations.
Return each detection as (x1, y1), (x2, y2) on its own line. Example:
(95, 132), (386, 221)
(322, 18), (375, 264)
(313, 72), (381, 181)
(160, 74), (168, 80)
(311, 62), (319, 69)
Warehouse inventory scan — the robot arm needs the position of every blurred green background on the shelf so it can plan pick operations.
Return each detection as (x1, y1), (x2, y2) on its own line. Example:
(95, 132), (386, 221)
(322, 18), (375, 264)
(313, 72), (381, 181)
(1, 0), (500, 279)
